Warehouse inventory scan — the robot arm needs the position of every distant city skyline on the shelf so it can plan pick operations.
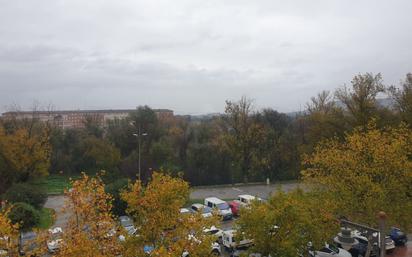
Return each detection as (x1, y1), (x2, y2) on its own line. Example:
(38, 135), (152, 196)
(1, 1), (411, 115)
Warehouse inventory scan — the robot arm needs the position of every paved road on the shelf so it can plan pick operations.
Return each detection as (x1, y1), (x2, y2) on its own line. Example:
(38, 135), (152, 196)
(44, 195), (70, 228)
(190, 181), (301, 200)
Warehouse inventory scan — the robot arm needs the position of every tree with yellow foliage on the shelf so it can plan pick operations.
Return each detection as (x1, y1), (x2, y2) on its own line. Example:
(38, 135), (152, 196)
(121, 172), (219, 257)
(0, 206), (18, 256)
(237, 189), (339, 257)
(303, 123), (412, 231)
(0, 125), (51, 193)
(55, 173), (123, 257)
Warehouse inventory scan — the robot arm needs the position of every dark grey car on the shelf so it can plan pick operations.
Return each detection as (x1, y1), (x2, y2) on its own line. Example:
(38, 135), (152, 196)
(19, 231), (37, 256)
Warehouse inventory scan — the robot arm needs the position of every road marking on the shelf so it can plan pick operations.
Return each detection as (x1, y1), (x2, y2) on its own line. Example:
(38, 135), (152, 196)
(232, 187), (242, 192)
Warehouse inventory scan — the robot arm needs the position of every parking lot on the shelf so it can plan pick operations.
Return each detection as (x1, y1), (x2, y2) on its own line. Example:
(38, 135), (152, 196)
(44, 182), (411, 257)
(190, 181), (301, 200)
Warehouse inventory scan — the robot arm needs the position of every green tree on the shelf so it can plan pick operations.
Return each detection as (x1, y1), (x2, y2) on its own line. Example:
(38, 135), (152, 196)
(224, 97), (266, 182)
(0, 126), (51, 193)
(2, 183), (47, 209)
(389, 73), (412, 125)
(335, 73), (386, 129)
(80, 136), (121, 174)
(8, 202), (40, 230)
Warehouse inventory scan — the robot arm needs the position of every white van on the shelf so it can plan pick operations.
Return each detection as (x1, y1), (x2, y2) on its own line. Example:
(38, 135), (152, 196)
(204, 197), (233, 220)
(237, 194), (262, 207)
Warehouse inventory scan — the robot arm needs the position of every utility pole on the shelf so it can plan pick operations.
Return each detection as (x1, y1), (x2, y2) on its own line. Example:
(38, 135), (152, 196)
(378, 211), (387, 257)
(138, 125), (141, 181)
(132, 122), (148, 181)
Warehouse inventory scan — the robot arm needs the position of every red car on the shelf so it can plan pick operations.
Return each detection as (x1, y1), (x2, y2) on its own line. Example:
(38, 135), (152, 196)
(229, 200), (241, 217)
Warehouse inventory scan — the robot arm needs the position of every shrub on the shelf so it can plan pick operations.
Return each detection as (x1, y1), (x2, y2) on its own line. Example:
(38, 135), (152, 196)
(2, 183), (47, 209)
(8, 202), (40, 230)
(105, 178), (129, 216)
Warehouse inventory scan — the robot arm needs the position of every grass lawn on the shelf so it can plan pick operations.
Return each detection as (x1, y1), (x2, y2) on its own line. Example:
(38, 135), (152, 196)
(36, 207), (55, 229)
(30, 174), (79, 195)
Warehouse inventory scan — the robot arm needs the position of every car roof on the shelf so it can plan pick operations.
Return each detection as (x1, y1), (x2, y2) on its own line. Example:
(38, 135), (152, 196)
(238, 194), (256, 200)
(224, 229), (236, 236)
(48, 227), (63, 234)
(191, 203), (205, 208)
(21, 231), (37, 239)
(205, 197), (226, 204)
(119, 215), (131, 221)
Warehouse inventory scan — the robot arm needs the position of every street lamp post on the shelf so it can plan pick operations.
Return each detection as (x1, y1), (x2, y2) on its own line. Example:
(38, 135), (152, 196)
(132, 124), (148, 181)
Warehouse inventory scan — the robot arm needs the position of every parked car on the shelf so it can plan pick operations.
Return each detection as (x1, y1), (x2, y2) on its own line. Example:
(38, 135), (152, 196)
(204, 197), (233, 220)
(222, 229), (253, 252)
(180, 208), (193, 215)
(144, 245), (154, 255)
(309, 243), (351, 257)
(231, 248), (270, 257)
(183, 234), (222, 256)
(191, 203), (213, 218)
(203, 226), (224, 243)
(351, 230), (395, 255)
(119, 215), (137, 235)
(18, 231), (38, 256)
(389, 227), (408, 245)
(237, 195), (262, 206)
(0, 236), (10, 257)
(47, 227), (63, 253)
(229, 201), (241, 217)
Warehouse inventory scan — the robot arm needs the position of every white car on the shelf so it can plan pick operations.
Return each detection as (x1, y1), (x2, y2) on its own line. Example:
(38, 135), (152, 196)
(180, 208), (193, 215)
(191, 203), (213, 218)
(182, 234), (221, 256)
(204, 197), (233, 220)
(352, 230), (395, 253)
(0, 249), (8, 257)
(204, 226), (224, 242)
(0, 236), (9, 256)
(309, 243), (351, 257)
(237, 194), (262, 206)
(119, 216), (137, 235)
(222, 229), (253, 251)
(47, 227), (63, 253)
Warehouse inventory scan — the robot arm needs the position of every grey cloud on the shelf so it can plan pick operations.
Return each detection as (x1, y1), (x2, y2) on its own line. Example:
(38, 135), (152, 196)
(0, 0), (412, 114)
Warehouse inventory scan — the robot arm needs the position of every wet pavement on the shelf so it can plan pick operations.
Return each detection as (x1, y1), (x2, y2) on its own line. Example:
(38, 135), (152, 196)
(190, 181), (301, 200)
(44, 195), (70, 228)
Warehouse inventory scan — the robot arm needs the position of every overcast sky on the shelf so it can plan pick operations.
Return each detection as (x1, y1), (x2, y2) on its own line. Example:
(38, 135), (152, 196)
(0, 1), (411, 114)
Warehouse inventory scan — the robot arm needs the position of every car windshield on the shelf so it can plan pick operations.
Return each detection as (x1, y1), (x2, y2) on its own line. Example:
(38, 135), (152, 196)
(121, 220), (134, 228)
(203, 206), (212, 213)
(217, 203), (229, 210)
(21, 232), (36, 241)
(328, 244), (339, 253)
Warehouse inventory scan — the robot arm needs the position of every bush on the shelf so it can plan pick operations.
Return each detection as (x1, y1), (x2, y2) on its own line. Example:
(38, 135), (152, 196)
(105, 178), (129, 216)
(8, 202), (40, 230)
(2, 183), (47, 209)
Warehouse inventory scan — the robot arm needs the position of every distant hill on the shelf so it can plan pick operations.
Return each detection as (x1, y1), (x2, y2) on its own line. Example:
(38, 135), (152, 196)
(179, 98), (395, 122)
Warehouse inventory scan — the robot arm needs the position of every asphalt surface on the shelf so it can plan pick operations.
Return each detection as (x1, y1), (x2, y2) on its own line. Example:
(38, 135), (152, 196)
(190, 181), (301, 200)
(44, 195), (70, 228)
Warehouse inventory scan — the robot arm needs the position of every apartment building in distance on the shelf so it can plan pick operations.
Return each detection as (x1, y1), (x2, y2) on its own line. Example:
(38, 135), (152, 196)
(0, 109), (174, 129)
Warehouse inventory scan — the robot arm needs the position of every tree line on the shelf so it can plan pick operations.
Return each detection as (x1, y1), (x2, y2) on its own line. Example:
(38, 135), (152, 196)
(0, 72), (411, 256)
(1, 72), (412, 193)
